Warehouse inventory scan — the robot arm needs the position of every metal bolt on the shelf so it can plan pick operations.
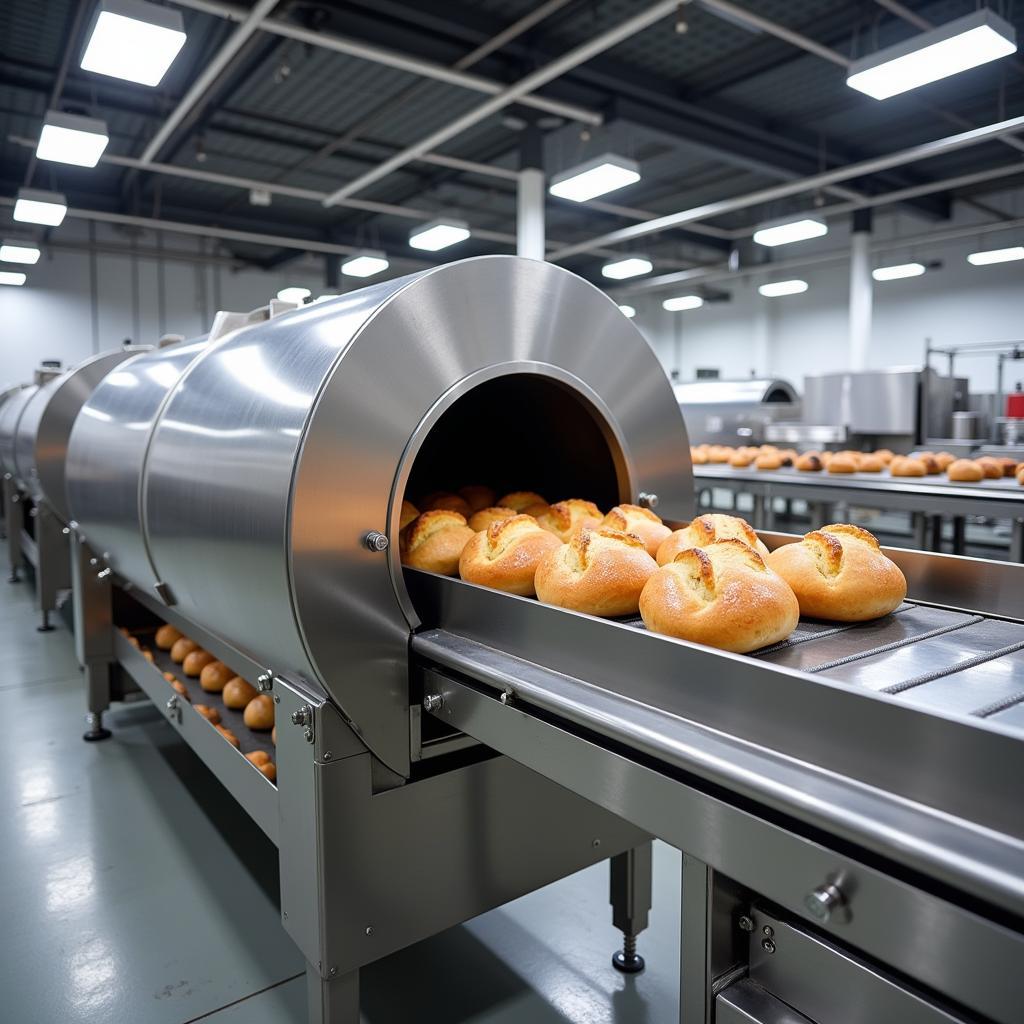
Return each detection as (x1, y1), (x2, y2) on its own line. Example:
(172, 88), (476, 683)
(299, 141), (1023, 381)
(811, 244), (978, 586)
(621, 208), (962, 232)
(363, 531), (389, 552)
(96, 567), (112, 580)
(273, 694), (280, 704)
(323, 751), (333, 761)
(423, 694), (443, 713)
(804, 881), (847, 924)
(329, 967), (337, 976)
(256, 672), (273, 692)
(761, 938), (776, 954)
(165, 696), (178, 712)
(499, 689), (514, 706)
(283, 911), (288, 920)
(738, 916), (754, 933)
(762, 925), (774, 938)
(638, 491), (659, 509)
(365, 926), (374, 936)
(304, 727), (314, 743)
(291, 706), (311, 726)
(62, 527), (70, 536)
(591, 838), (601, 848)
(89, 557), (98, 567)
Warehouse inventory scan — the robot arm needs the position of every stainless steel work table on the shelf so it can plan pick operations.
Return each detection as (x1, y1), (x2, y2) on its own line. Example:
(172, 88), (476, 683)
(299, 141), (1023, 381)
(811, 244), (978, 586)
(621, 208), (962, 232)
(693, 464), (1024, 560)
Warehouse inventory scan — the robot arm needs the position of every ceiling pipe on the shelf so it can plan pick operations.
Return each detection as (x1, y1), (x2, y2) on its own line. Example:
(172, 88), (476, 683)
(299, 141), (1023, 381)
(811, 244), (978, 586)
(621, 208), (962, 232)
(320, 0), (679, 206)
(168, 0), (601, 126)
(548, 112), (1024, 260)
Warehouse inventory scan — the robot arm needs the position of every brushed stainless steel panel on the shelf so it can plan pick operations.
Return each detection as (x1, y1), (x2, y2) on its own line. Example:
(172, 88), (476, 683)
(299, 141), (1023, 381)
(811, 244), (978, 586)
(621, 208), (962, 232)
(902, 650), (1024, 720)
(0, 385), (38, 479)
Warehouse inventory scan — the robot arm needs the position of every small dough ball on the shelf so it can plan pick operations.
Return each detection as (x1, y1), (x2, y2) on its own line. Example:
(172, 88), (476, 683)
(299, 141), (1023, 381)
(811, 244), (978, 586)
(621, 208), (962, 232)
(259, 762), (277, 782)
(170, 637), (198, 664)
(245, 750), (271, 767)
(142, 649), (154, 663)
(271, 725), (276, 747)
(128, 636), (140, 649)
(163, 671), (177, 683)
(199, 660), (233, 693)
(223, 676), (258, 710)
(171, 679), (189, 700)
(244, 694), (275, 731)
(183, 649), (216, 678)
(155, 624), (183, 650)
(194, 703), (220, 725)
(215, 724), (239, 747)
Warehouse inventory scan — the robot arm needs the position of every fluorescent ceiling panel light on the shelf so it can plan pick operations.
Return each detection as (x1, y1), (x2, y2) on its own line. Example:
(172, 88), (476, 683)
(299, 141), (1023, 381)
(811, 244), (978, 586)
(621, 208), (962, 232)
(341, 251), (389, 278)
(847, 10), (1017, 100)
(602, 257), (652, 280)
(549, 153), (641, 202)
(0, 241), (41, 265)
(966, 245), (1024, 265)
(662, 295), (705, 311)
(80, 0), (187, 87)
(277, 286), (311, 303)
(872, 262), (925, 281)
(753, 218), (828, 247)
(0, 272), (27, 287)
(409, 219), (470, 251)
(13, 189), (67, 226)
(36, 110), (109, 167)
(759, 280), (808, 297)
(617, 304), (636, 318)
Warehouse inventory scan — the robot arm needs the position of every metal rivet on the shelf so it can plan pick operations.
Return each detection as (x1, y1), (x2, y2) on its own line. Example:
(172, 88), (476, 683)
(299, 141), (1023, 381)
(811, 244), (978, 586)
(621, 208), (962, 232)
(282, 911), (288, 920)
(273, 694), (280, 704)
(591, 838), (601, 848)
(738, 916), (754, 933)
(762, 925), (774, 938)
(365, 926), (374, 936)
(304, 727), (314, 743)
(761, 938), (776, 954)
(499, 689), (514, 706)
(329, 967), (337, 976)
(423, 694), (443, 713)
(323, 751), (333, 761)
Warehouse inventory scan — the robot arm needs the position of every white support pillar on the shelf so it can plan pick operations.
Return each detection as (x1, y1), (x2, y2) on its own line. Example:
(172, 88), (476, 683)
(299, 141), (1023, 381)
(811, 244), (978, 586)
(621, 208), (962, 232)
(517, 167), (546, 259)
(849, 208), (873, 371)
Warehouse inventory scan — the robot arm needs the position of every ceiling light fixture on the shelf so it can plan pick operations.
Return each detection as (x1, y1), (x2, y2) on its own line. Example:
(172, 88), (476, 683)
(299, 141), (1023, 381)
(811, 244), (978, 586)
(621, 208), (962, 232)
(618, 304), (636, 318)
(13, 189), (68, 226)
(80, 0), (187, 87)
(0, 241), (42, 265)
(966, 245), (1024, 266)
(662, 295), (704, 311)
(847, 10), (1017, 100)
(549, 153), (641, 202)
(409, 219), (470, 251)
(872, 262), (926, 281)
(277, 286), (311, 303)
(36, 111), (109, 167)
(602, 256), (653, 280)
(0, 272), (27, 287)
(753, 218), (828, 247)
(759, 280), (808, 297)
(341, 251), (389, 278)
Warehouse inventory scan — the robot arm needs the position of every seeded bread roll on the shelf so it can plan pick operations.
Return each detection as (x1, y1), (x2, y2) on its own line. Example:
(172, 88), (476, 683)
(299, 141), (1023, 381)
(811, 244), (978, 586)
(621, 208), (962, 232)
(459, 515), (561, 595)
(796, 453), (823, 471)
(199, 660), (233, 693)
(421, 492), (473, 518)
(600, 504), (671, 557)
(975, 457), (1003, 480)
(656, 513), (768, 565)
(537, 499), (603, 543)
(468, 506), (518, 532)
(827, 454), (858, 474)
(497, 491), (548, 513)
(640, 540), (799, 653)
(155, 624), (183, 650)
(170, 637), (198, 664)
(458, 485), (496, 513)
(400, 510), (475, 576)
(890, 456), (927, 478)
(535, 527), (658, 618)
(947, 459), (984, 483)
(400, 500), (419, 529)
(183, 649), (216, 678)
(766, 523), (906, 622)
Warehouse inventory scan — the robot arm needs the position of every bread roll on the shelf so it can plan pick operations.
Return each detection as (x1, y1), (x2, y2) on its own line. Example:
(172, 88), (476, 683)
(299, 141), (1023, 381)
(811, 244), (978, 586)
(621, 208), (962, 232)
(600, 504), (671, 557)
(873, 449), (894, 464)
(468, 506), (518, 532)
(194, 703), (220, 724)
(400, 500), (419, 529)
(271, 725), (276, 746)
(535, 527), (658, 617)
(459, 514), (561, 595)
(155, 624), (182, 650)
(142, 649), (155, 663)
(975, 457), (1003, 480)
(244, 694), (275, 731)
(215, 724), (240, 748)
(656, 513), (768, 566)
(707, 446), (732, 464)
(183, 649), (215, 678)
(400, 511), (475, 575)
(918, 454), (941, 475)
(536, 499), (603, 543)
(998, 458), (1019, 478)
(1017, 464), (1024, 485)
(199, 660), (233, 693)
(640, 540), (799, 653)
(458, 485), (496, 513)
(947, 458), (983, 482)
(858, 455), (883, 472)
(827, 454), (858, 474)
(223, 676), (257, 709)
(795, 453), (823, 472)
(890, 456), (926, 477)
(421, 492), (473, 518)
(259, 762), (277, 782)
(755, 452), (783, 470)
(779, 449), (799, 466)
(162, 671), (176, 683)
(170, 637), (198, 664)
(690, 447), (708, 465)
(171, 679), (189, 700)
(934, 452), (956, 471)
(729, 450), (754, 468)
(245, 750), (271, 767)
(766, 523), (906, 622)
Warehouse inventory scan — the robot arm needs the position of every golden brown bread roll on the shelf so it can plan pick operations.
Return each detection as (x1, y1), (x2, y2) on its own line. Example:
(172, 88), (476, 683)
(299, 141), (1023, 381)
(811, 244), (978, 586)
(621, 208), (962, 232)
(245, 750), (271, 767)
(873, 449), (894, 464)
(271, 725), (276, 746)
(400, 510), (475, 575)
(998, 457), (1019, 478)
(421, 492), (473, 518)
(468, 506), (518, 532)
(827, 454), (858, 474)
(400, 500), (419, 529)
(459, 515), (561, 595)
(795, 453), (823, 471)
(690, 447), (708, 465)
(128, 635), (140, 648)
(947, 458), (984, 482)
(975, 457), (1003, 480)
(171, 679), (189, 700)
(170, 637), (198, 664)
(707, 446), (733, 464)
(215, 724), (239, 748)
(199, 660), (233, 693)
(535, 528), (658, 618)
(640, 540), (799, 653)
(496, 491), (548, 513)
(766, 524), (907, 622)
(142, 649), (155, 663)
(162, 671), (176, 683)
(536, 499), (603, 543)
(259, 762), (277, 782)
(755, 452), (783, 470)
(934, 452), (956, 471)
(458, 485), (496, 513)
(600, 504), (671, 557)
(918, 454), (941, 474)
(223, 676), (257, 709)
(656, 513), (768, 565)
(194, 703), (220, 724)
(183, 649), (215, 678)
(858, 455), (883, 472)
(729, 450), (754, 468)
(155, 624), (182, 650)
(244, 694), (275, 731)
(890, 456), (926, 477)
(1017, 464), (1024, 486)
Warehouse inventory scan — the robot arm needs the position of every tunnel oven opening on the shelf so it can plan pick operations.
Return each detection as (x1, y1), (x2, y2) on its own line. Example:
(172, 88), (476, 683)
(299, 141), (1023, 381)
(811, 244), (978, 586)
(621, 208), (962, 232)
(403, 374), (624, 516)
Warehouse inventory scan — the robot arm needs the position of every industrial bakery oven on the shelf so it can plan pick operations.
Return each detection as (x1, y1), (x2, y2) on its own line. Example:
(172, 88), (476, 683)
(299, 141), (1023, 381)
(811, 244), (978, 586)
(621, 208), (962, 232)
(63, 256), (687, 1022)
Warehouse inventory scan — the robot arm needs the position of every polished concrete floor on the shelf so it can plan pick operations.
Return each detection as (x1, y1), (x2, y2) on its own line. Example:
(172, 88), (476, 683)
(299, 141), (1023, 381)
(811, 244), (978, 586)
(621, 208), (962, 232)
(0, 575), (681, 1024)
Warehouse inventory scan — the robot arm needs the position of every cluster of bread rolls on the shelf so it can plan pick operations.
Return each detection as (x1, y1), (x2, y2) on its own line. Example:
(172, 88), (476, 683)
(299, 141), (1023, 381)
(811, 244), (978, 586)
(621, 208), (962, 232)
(691, 443), (799, 468)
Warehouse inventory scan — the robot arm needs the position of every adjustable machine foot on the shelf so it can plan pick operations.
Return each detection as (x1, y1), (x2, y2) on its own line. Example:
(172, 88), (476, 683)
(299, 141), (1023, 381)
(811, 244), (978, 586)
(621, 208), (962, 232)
(82, 712), (111, 742)
(37, 609), (54, 632)
(612, 933), (645, 974)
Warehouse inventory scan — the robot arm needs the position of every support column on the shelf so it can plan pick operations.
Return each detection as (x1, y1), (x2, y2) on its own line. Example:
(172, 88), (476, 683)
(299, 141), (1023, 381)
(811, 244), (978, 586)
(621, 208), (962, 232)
(324, 254), (341, 294)
(849, 208), (873, 371)
(517, 121), (545, 259)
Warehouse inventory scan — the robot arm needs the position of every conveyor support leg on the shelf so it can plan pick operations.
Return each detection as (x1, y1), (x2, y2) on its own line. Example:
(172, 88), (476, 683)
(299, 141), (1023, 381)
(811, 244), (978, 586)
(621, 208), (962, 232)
(37, 608), (53, 632)
(82, 710), (111, 742)
(680, 854), (713, 1024)
(1011, 519), (1024, 564)
(952, 516), (966, 556)
(306, 962), (359, 1024)
(610, 841), (652, 973)
(4, 476), (22, 582)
